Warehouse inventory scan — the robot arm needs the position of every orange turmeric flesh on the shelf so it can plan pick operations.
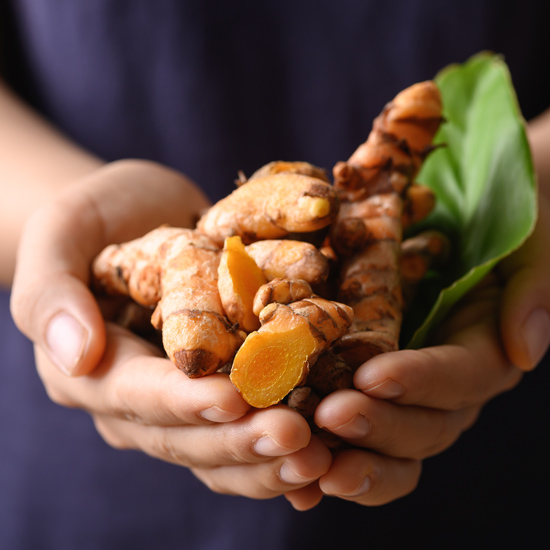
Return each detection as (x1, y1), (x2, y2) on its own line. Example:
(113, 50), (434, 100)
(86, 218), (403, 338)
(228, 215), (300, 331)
(230, 318), (318, 408)
(218, 236), (267, 332)
(231, 295), (353, 408)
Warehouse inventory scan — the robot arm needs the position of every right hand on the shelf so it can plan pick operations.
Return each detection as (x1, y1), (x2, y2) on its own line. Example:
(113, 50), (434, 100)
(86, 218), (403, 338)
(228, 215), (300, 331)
(10, 159), (332, 500)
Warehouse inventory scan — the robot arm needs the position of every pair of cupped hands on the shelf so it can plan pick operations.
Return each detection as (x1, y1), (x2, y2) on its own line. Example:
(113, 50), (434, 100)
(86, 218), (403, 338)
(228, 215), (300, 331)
(10, 159), (550, 511)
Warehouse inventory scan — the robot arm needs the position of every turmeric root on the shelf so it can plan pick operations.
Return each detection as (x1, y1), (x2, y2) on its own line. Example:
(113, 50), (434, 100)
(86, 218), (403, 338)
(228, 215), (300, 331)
(245, 239), (329, 287)
(402, 183), (437, 228)
(400, 230), (451, 307)
(252, 278), (315, 317)
(286, 351), (354, 450)
(332, 81), (443, 199)
(286, 386), (321, 419)
(245, 160), (330, 183)
(217, 236), (268, 332)
(331, 184), (437, 256)
(230, 293), (353, 408)
(304, 350), (354, 396)
(91, 82), (447, 418)
(197, 172), (339, 246)
(93, 227), (244, 377)
(331, 81), (443, 366)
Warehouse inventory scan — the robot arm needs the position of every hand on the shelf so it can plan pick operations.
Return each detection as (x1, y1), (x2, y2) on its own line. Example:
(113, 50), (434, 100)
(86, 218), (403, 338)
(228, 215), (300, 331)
(10, 160), (332, 500)
(33, 323), (331, 500)
(285, 196), (550, 511)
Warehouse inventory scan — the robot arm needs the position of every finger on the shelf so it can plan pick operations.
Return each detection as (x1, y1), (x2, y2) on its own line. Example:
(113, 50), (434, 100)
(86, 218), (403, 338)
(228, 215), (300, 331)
(319, 448), (421, 506)
(11, 160), (210, 376)
(93, 406), (314, 470)
(190, 436), (332, 500)
(284, 481), (324, 511)
(497, 194), (550, 370)
(315, 389), (480, 459)
(35, 323), (250, 426)
(354, 313), (523, 411)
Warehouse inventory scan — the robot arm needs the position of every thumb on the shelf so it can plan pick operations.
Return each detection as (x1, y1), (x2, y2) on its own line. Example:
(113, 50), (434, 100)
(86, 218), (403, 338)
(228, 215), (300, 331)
(498, 195), (550, 371)
(10, 159), (210, 376)
(10, 201), (107, 376)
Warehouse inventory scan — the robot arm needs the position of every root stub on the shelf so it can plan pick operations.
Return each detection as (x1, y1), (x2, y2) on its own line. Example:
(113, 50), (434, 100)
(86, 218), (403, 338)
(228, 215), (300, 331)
(173, 349), (219, 378)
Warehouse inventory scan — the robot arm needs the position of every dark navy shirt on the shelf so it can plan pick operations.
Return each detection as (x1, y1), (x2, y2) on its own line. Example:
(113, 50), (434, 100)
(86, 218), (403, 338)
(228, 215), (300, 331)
(1, 1), (550, 548)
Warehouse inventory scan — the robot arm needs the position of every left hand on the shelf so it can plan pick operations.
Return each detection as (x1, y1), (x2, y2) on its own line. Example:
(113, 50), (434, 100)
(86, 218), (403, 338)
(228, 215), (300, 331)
(285, 276), (521, 509)
(284, 193), (550, 510)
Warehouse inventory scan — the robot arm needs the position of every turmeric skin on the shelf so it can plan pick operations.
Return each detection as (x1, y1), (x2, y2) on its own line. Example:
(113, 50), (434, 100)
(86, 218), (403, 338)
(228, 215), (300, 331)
(400, 230), (451, 307)
(252, 278), (315, 317)
(331, 81), (443, 367)
(285, 350), (354, 451)
(402, 183), (437, 228)
(230, 292), (353, 408)
(245, 239), (329, 287)
(245, 160), (330, 183)
(93, 227), (244, 377)
(197, 172), (339, 246)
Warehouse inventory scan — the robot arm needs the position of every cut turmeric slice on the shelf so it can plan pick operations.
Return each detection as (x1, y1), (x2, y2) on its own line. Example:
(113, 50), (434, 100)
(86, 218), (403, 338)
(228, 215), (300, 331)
(230, 296), (353, 408)
(231, 319), (318, 408)
(218, 236), (268, 332)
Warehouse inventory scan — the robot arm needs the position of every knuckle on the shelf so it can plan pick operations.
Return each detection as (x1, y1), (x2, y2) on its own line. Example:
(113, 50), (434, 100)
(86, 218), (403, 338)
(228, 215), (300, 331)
(102, 369), (143, 423)
(421, 407), (479, 459)
(414, 411), (456, 459)
(148, 429), (194, 468)
(371, 422), (399, 452)
(222, 439), (251, 464)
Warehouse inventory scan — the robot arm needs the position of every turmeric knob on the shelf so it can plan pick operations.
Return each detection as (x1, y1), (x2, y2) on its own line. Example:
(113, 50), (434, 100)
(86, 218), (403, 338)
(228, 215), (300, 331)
(245, 239), (329, 286)
(197, 173), (339, 246)
(230, 296), (353, 408)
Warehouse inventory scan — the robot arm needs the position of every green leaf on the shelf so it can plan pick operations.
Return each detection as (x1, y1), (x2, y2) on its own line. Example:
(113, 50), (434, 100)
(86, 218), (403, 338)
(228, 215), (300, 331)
(402, 52), (537, 348)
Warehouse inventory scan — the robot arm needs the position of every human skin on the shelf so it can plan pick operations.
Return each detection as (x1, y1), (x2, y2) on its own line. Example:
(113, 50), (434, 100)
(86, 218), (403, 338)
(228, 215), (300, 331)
(5, 76), (550, 508)
(285, 112), (550, 509)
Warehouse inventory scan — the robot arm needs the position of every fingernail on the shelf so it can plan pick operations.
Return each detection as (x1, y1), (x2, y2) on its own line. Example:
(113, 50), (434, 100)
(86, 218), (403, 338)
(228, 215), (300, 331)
(330, 414), (370, 439)
(254, 436), (292, 457)
(45, 311), (87, 375)
(279, 463), (316, 485)
(523, 308), (550, 368)
(199, 407), (243, 423)
(361, 378), (404, 399)
(342, 476), (372, 497)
